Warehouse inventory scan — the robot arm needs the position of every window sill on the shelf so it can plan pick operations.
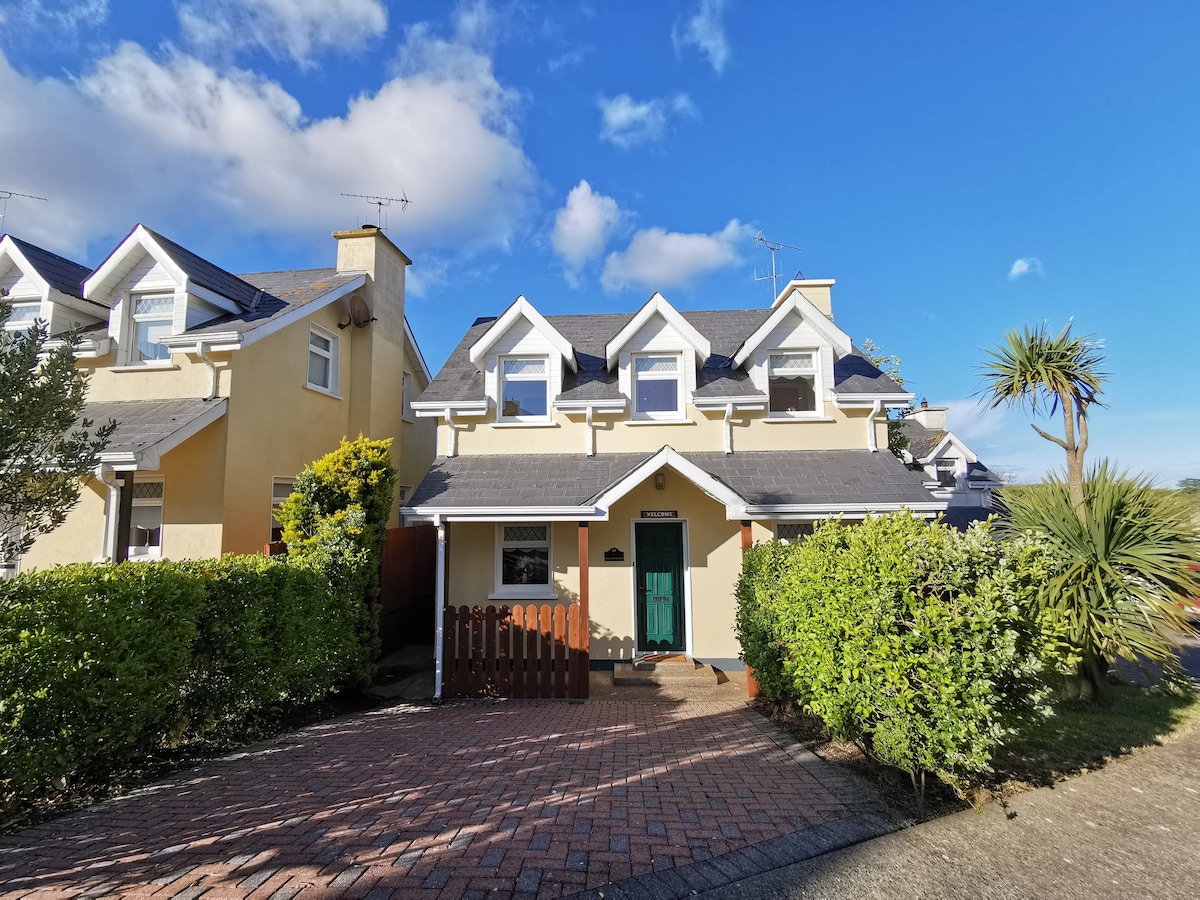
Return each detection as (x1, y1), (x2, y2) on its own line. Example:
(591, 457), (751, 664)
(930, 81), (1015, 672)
(490, 421), (559, 428)
(625, 418), (695, 426)
(304, 383), (342, 399)
(488, 590), (559, 601)
(109, 363), (179, 372)
(763, 415), (835, 423)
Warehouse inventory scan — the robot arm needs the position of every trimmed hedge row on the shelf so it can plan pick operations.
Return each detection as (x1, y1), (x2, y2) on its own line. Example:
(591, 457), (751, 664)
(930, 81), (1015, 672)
(0, 555), (374, 807)
(737, 513), (1051, 796)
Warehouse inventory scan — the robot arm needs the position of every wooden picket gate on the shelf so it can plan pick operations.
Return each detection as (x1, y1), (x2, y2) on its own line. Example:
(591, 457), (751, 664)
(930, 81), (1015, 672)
(442, 603), (589, 699)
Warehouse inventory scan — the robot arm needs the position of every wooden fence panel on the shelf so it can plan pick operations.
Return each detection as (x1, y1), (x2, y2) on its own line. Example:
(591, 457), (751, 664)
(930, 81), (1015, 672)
(553, 605), (567, 699)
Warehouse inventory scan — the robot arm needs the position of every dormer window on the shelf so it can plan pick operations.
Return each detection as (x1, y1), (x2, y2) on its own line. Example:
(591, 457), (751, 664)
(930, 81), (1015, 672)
(3, 301), (41, 331)
(935, 458), (958, 488)
(129, 293), (174, 363)
(633, 353), (684, 420)
(768, 351), (818, 417)
(499, 356), (549, 422)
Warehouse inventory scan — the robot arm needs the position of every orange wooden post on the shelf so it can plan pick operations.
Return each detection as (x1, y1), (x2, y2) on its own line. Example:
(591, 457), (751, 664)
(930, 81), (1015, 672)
(539, 604), (553, 698)
(740, 519), (753, 554)
(577, 522), (590, 699)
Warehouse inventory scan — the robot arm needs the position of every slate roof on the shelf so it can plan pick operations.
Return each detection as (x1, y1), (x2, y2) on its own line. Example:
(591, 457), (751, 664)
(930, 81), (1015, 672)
(417, 306), (902, 407)
(902, 422), (946, 460)
(82, 398), (225, 456)
(142, 227), (265, 311)
(408, 449), (935, 510)
(6, 236), (90, 298)
(178, 268), (363, 338)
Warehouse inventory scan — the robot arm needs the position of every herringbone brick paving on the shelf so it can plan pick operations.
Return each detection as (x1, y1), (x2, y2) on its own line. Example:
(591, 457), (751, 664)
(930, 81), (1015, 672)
(0, 699), (885, 899)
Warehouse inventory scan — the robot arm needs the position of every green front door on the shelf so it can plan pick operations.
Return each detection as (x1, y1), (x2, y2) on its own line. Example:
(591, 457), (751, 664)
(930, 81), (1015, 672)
(635, 522), (685, 652)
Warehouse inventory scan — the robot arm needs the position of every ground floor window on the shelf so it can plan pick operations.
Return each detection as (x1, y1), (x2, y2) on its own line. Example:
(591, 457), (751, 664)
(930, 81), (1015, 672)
(270, 478), (295, 542)
(495, 523), (551, 595)
(128, 479), (164, 559)
(775, 521), (814, 543)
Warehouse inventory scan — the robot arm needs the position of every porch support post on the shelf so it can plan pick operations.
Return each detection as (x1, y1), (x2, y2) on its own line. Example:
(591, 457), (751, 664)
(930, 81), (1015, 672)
(433, 517), (447, 702)
(577, 521), (590, 699)
(740, 519), (753, 556)
(114, 471), (135, 563)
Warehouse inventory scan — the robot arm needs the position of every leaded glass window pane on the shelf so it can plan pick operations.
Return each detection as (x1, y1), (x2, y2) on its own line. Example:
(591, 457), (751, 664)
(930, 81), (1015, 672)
(133, 294), (174, 315)
(6, 302), (40, 325)
(635, 356), (678, 374)
(769, 352), (814, 372)
(504, 525), (547, 542)
(502, 358), (546, 376)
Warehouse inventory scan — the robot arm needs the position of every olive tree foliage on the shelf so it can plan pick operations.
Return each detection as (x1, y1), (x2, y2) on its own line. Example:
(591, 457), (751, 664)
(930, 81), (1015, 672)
(979, 322), (1106, 518)
(736, 513), (1050, 800)
(1001, 463), (1200, 704)
(0, 301), (114, 559)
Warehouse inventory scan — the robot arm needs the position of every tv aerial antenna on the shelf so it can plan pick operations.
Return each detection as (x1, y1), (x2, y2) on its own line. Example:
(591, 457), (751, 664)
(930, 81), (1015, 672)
(753, 232), (805, 300)
(340, 192), (410, 231)
(0, 189), (48, 234)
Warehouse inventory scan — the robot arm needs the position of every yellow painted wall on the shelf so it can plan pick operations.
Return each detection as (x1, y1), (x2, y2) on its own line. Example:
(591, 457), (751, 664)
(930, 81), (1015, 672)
(79, 349), (224, 402)
(20, 477), (110, 570)
(157, 416), (228, 560)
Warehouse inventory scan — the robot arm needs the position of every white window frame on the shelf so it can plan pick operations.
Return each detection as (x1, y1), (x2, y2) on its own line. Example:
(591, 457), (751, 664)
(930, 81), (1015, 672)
(498, 355), (550, 423)
(935, 457), (959, 488)
(491, 522), (555, 599)
(120, 292), (175, 365)
(401, 370), (415, 422)
(270, 478), (295, 543)
(767, 350), (820, 419)
(307, 325), (339, 395)
(127, 478), (164, 560)
(631, 352), (685, 422)
(3, 300), (42, 332)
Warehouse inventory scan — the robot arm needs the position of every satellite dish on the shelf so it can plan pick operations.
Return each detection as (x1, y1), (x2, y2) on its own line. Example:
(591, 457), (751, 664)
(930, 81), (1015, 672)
(338, 293), (377, 329)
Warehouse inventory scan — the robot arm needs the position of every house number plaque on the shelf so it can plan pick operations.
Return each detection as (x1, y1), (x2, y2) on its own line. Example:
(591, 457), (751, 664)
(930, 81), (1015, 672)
(603, 547), (625, 562)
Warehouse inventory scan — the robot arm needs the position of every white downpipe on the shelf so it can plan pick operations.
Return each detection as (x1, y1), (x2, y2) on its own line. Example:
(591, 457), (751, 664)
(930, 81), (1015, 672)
(866, 399), (883, 452)
(586, 406), (595, 457)
(195, 343), (219, 400)
(723, 403), (734, 455)
(445, 409), (458, 458)
(433, 517), (446, 702)
(97, 468), (121, 561)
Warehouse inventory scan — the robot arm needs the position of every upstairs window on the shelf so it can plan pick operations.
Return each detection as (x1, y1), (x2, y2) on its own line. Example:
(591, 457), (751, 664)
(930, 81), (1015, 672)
(495, 523), (552, 595)
(633, 353), (683, 420)
(307, 326), (339, 394)
(3, 301), (41, 331)
(130, 293), (174, 363)
(936, 458), (958, 488)
(768, 351), (817, 416)
(499, 356), (549, 421)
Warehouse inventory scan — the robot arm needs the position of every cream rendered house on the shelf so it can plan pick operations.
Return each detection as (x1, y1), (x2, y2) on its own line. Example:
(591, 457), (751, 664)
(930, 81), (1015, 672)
(405, 281), (945, 669)
(3, 224), (434, 572)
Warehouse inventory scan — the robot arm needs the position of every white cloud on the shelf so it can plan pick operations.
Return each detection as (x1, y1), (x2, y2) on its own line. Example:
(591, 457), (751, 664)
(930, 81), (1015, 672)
(177, 0), (387, 67)
(1008, 256), (1044, 280)
(672, 0), (731, 74)
(0, 19), (537, 261)
(0, 0), (107, 32)
(551, 181), (623, 285)
(601, 219), (753, 292)
(598, 93), (697, 148)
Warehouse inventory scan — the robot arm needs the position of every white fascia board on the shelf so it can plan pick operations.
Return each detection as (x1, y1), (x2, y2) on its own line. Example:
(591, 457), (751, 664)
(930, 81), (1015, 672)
(590, 446), (747, 517)
(0, 238), (51, 298)
(404, 317), (433, 383)
(186, 281), (242, 315)
(745, 501), (947, 517)
(44, 335), (113, 357)
(690, 396), (768, 410)
(834, 392), (915, 409)
(159, 330), (241, 349)
(402, 505), (606, 522)
(469, 295), (578, 373)
(84, 225), (187, 304)
(733, 291), (852, 368)
(604, 292), (712, 369)
(921, 433), (978, 465)
(553, 398), (628, 413)
(411, 399), (490, 417)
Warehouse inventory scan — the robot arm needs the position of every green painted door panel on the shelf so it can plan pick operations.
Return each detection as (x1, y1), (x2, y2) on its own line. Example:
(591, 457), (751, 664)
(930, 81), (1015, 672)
(635, 523), (685, 651)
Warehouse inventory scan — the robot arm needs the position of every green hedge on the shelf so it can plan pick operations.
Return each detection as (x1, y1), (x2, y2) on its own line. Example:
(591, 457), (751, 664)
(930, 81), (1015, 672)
(0, 554), (374, 808)
(736, 513), (1050, 796)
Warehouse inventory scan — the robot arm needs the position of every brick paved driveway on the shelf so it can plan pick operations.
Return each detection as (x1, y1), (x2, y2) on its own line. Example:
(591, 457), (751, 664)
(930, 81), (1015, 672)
(0, 699), (889, 899)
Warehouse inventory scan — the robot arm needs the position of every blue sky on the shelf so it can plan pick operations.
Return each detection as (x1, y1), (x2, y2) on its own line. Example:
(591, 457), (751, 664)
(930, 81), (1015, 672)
(2, 1), (1197, 484)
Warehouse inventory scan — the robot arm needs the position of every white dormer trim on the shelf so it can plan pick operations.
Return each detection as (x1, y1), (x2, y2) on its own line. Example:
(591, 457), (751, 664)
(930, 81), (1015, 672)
(733, 290), (852, 368)
(835, 392), (915, 409)
(0, 236), (51, 299)
(590, 446), (748, 520)
(605, 293), (711, 370)
(84, 225), (240, 316)
(905, 432), (978, 467)
(469, 295), (577, 373)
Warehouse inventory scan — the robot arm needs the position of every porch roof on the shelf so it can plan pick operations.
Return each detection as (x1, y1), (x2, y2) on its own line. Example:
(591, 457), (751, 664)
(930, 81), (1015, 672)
(85, 397), (228, 471)
(405, 448), (942, 520)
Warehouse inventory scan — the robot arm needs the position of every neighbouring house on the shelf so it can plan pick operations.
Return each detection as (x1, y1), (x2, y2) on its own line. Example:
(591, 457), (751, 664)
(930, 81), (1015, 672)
(403, 280), (947, 676)
(900, 402), (1001, 528)
(1, 224), (435, 573)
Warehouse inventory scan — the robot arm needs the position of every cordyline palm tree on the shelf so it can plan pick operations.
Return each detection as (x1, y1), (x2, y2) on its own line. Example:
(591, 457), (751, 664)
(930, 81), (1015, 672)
(980, 322), (1106, 519)
(1002, 463), (1200, 704)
